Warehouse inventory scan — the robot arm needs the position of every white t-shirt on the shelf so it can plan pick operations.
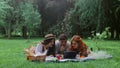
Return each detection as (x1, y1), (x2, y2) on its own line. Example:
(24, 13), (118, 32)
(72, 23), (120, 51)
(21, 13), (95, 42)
(55, 40), (70, 54)
(34, 43), (48, 56)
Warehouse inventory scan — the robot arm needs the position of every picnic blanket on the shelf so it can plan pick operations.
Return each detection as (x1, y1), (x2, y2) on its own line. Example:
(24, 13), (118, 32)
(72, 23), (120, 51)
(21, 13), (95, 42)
(46, 51), (112, 62)
(26, 50), (112, 62)
(88, 51), (112, 59)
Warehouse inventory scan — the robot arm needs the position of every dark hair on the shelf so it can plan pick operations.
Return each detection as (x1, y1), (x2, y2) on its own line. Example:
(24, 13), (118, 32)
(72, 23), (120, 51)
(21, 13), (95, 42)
(43, 38), (55, 45)
(47, 44), (56, 56)
(42, 34), (55, 45)
(59, 34), (68, 40)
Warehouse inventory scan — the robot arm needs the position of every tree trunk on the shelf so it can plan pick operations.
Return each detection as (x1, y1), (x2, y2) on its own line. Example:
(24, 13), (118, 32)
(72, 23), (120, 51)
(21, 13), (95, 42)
(22, 26), (27, 39)
(115, 29), (120, 40)
(110, 29), (114, 39)
(8, 22), (11, 39)
(1, 27), (6, 35)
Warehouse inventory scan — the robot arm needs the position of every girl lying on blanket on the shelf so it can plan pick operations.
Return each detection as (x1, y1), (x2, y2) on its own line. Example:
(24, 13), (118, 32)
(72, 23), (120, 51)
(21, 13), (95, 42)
(24, 34), (55, 57)
(69, 35), (90, 58)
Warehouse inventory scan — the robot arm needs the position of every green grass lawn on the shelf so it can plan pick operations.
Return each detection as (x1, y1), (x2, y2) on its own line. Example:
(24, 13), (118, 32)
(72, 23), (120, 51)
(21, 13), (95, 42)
(0, 38), (120, 68)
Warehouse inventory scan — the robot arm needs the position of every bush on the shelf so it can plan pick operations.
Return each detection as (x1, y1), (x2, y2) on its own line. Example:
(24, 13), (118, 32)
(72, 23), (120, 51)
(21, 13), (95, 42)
(90, 27), (111, 40)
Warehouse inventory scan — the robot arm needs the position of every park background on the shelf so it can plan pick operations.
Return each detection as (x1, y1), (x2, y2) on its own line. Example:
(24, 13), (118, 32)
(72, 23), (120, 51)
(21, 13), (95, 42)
(0, 0), (120, 68)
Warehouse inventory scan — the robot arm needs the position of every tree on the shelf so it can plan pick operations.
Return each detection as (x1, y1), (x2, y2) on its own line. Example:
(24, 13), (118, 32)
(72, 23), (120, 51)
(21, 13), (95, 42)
(0, 0), (13, 39)
(0, 0), (42, 39)
(19, 1), (41, 38)
(36, 0), (71, 35)
(103, 0), (120, 39)
(64, 0), (105, 37)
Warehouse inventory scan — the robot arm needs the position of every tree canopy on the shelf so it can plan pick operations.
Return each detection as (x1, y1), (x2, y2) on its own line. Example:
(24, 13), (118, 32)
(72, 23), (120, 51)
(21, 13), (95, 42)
(0, 0), (119, 39)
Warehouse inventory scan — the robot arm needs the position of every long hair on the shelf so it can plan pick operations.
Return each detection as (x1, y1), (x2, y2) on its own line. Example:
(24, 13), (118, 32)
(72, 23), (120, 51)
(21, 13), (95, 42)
(41, 34), (55, 52)
(42, 34), (56, 56)
(42, 34), (55, 45)
(42, 38), (55, 45)
(69, 35), (88, 57)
